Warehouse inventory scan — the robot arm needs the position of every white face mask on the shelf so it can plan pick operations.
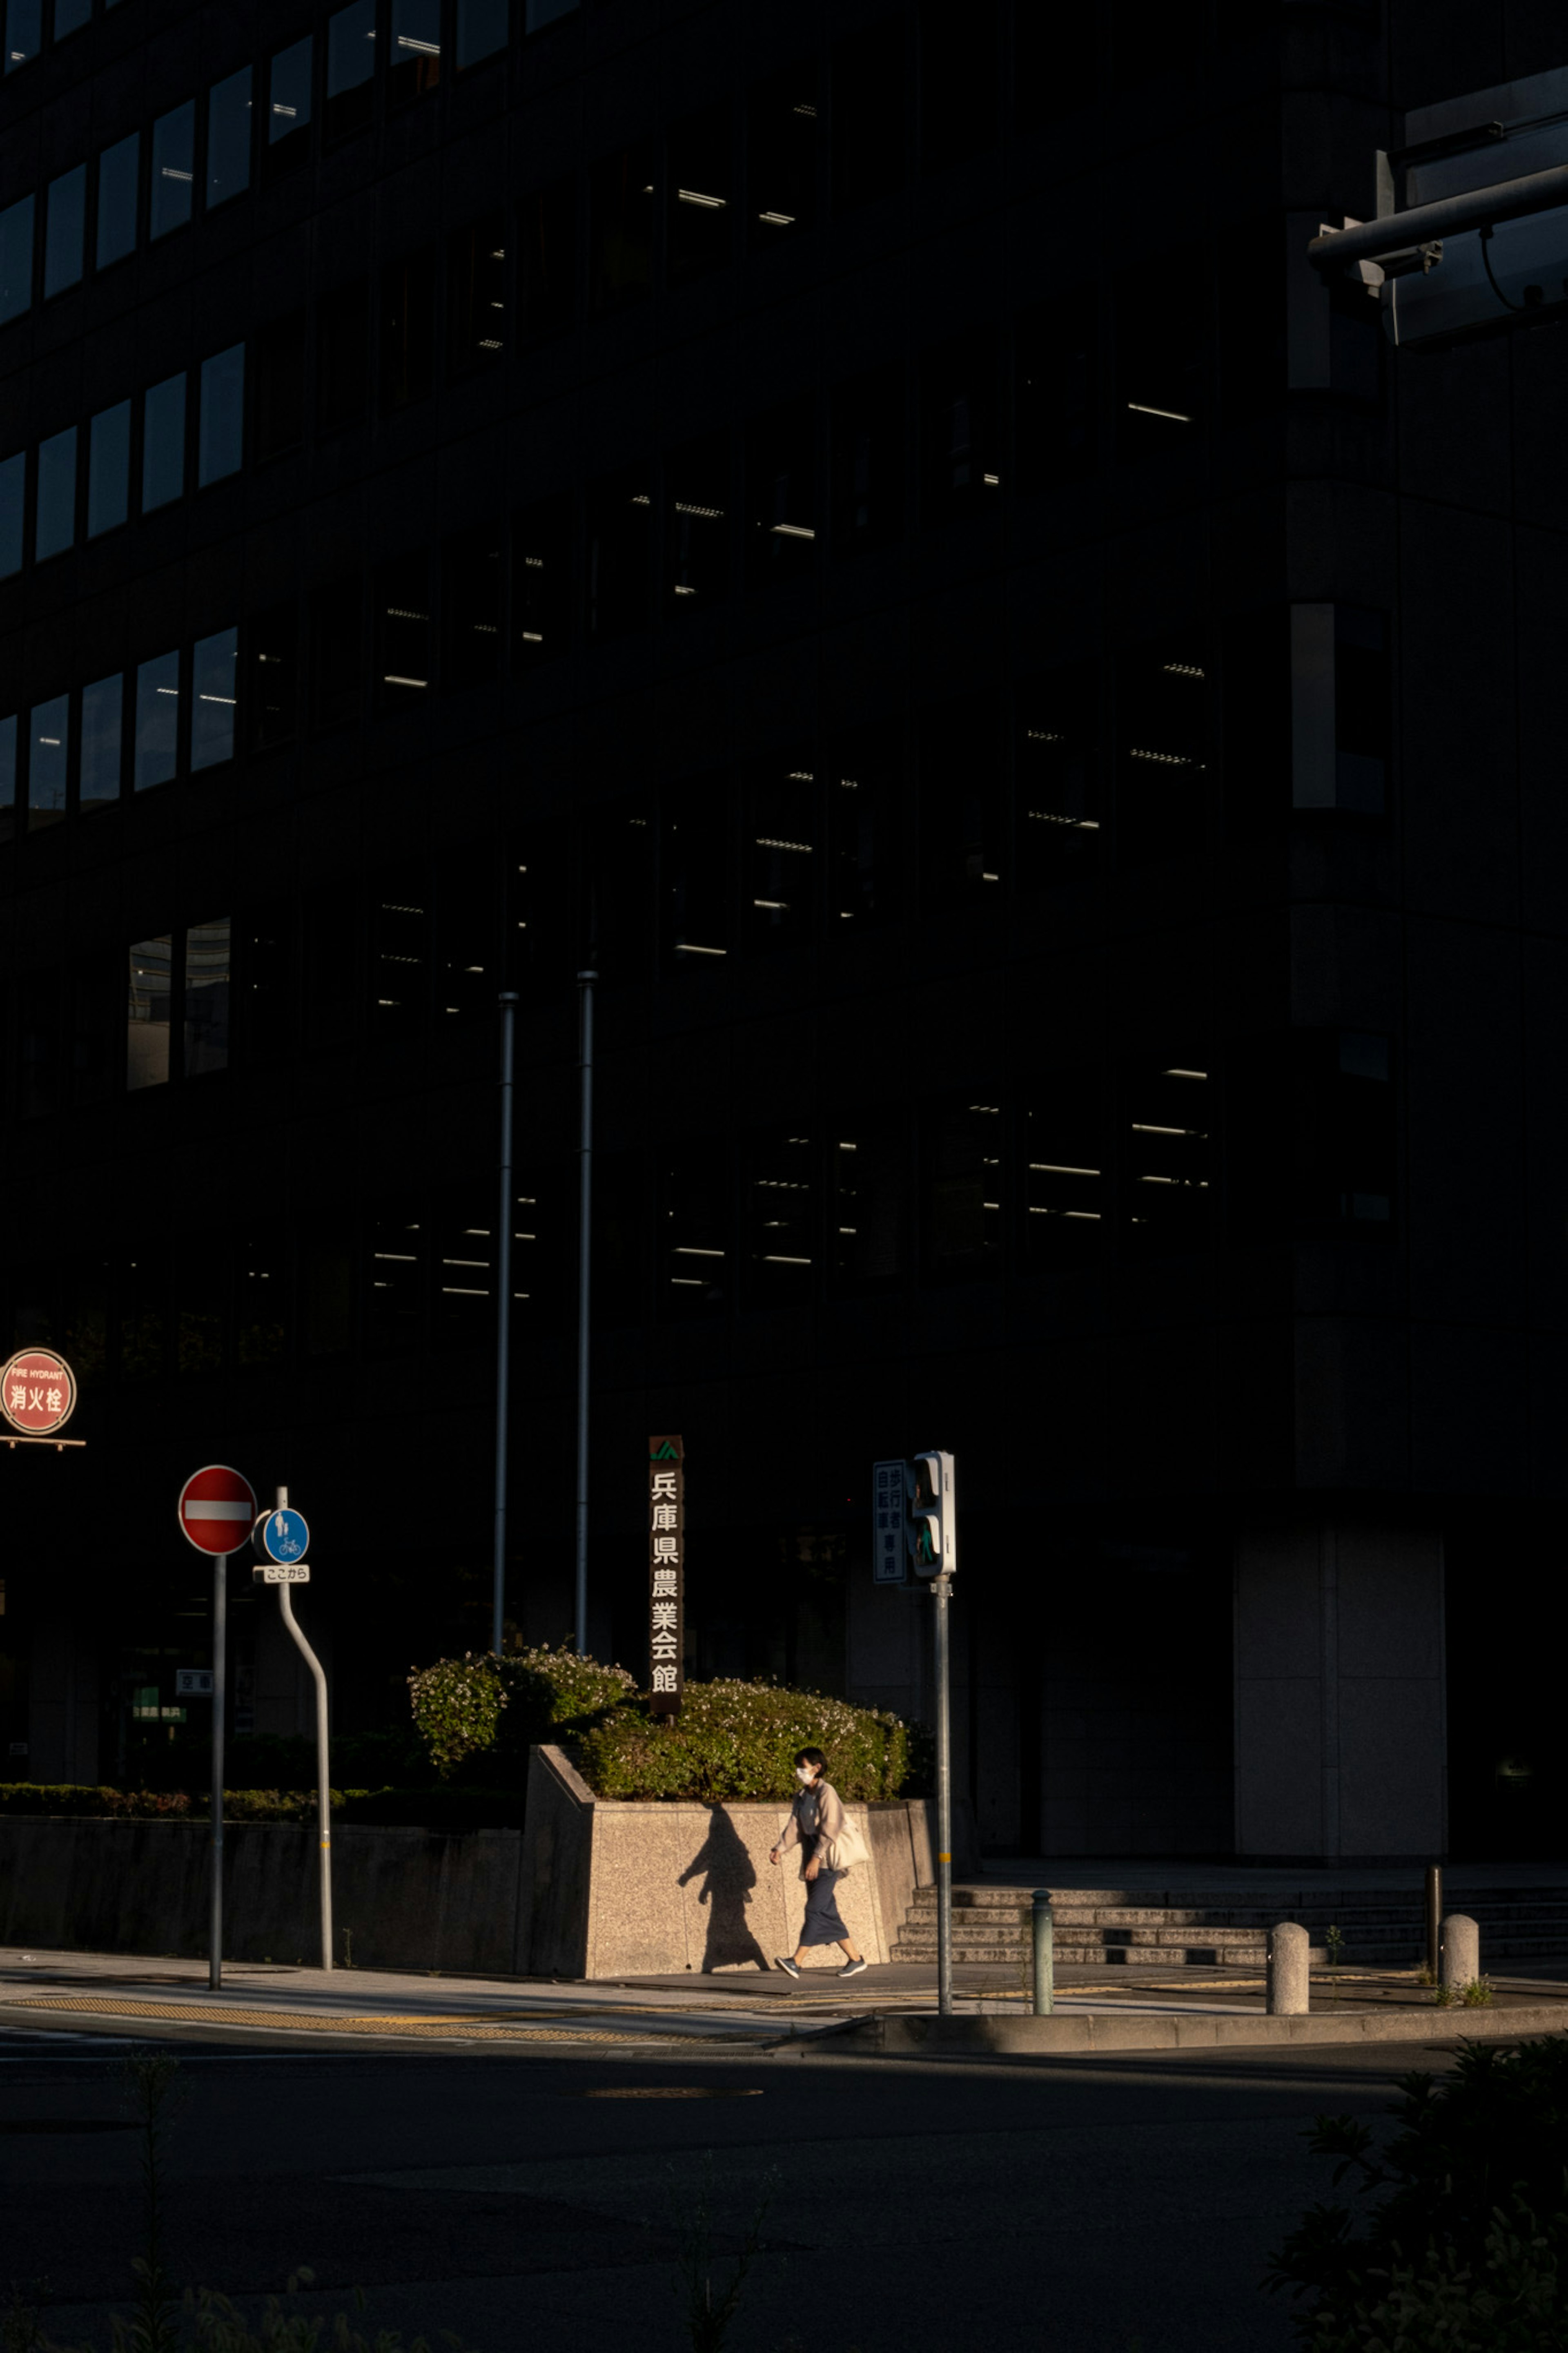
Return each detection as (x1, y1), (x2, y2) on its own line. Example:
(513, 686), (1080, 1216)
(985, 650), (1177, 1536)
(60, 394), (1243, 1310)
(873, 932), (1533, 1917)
(795, 1765), (817, 1784)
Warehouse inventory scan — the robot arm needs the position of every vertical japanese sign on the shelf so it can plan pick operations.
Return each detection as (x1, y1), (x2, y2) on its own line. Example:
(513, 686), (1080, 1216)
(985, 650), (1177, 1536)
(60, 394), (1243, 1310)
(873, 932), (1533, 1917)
(872, 1459), (907, 1584)
(648, 1433), (684, 1715)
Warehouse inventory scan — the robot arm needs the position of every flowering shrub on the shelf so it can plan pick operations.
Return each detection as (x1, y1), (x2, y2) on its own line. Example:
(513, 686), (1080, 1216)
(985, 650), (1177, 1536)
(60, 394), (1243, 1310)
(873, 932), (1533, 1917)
(407, 1653), (511, 1779)
(578, 1678), (914, 1802)
(407, 1642), (636, 1780)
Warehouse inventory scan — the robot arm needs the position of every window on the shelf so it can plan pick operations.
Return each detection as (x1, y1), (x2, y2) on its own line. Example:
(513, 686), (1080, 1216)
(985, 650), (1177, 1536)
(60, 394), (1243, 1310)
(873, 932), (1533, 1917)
(668, 107), (731, 283)
(457, 0), (509, 69)
(141, 373), (187, 511)
(512, 495), (571, 662)
(447, 212), (506, 375)
(660, 776), (731, 973)
(134, 652), (180, 789)
(127, 937), (174, 1090)
(827, 723), (901, 927)
(432, 1191), (493, 1343)
(590, 143), (655, 312)
(28, 694), (68, 827)
(96, 135), (138, 270)
(35, 426), (78, 562)
(88, 400), (131, 536)
(43, 165), (86, 299)
(746, 399), (815, 585)
(1120, 1058), (1211, 1256)
(317, 279), (370, 431)
(191, 629), (238, 770)
(177, 1240), (227, 1377)
(920, 335), (1000, 516)
(182, 919), (232, 1076)
(367, 1208), (426, 1354)
(919, 695), (1005, 903)
(1016, 665), (1100, 889)
(745, 760), (817, 947)
(505, 819), (568, 996)
(581, 798), (653, 983)
(519, 177), (575, 339)
(432, 847), (498, 1017)
(80, 675), (122, 809)
(150, 103), (196, 240)
(302, 883), (359, 1046)
(832, 18), (906, 214)
(119, 1252), (170, 1377)
(526, 0), (575, 25)
(198, 345), (245, 486)
(0, 195), (34, 323)
(265, 37), (313, 182)
(207, 67), (253, 207)
(53, 0), (90, 32)
(748, 62), (818, 247)
(374, 552), (432, 706)
(236, 1229), (287, 1365)
(1116, 258), (1208, 458)
(245, 603), (298, 751)
(1115, 640), (1208, 865)
(744, 1131), (815, 1306)
(924, 1100), (1003, 1277)
(311, 576), (362, 729)
(665, 433), (729, 610)
(326, 0), (376, 144)
(1023, 1071), (1104, 1269)
(586, 467), (653, 640)
(72, 955), (121, 1103)
(237, 904), (292, 1063)
(918, 0), (998, 172)
(831, 367), (904, 554)
(829, 1127), (904, 1290)
(254, 313), (306, 460)
(381, 247), (437, 409)
(20, 970), (63, 1117)
(389, 0), (441, 108)
(1016, 291), (1098, 489)
(1014, 8), (1098, 129)
(0, 448), (20, 575)
(443, 526), (503, 689)
(1290, 606), (1391, 816)
(4, 0), (39, 72)
(659, 1146), (729, 1317)
(302, 1229), (353, 1357)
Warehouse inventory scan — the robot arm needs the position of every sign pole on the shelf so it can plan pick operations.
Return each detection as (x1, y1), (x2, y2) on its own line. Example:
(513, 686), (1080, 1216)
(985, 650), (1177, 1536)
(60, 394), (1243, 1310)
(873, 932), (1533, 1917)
(492, 990), (518, 1657)
(933, 1568), (953, 2018)
(574, 970), (597, 1656)
(252, 1492), (330, 1969)
(210, 1553), (226, 1992)
(178, 1464), (258, 1995)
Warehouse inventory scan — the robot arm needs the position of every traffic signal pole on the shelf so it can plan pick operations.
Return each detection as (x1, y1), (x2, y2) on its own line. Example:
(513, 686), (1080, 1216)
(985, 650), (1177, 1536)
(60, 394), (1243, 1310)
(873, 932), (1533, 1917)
(933, 1568), (954, 2016)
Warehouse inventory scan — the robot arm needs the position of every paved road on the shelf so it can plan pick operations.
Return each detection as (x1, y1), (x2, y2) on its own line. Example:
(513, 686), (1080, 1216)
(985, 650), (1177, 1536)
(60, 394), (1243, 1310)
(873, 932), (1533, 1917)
(0, 2025), (1468, 2353)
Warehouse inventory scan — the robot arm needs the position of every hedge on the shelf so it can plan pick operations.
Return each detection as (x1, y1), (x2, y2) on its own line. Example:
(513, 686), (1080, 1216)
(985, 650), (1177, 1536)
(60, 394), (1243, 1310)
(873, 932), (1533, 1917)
(0, 1785), (370, 1822)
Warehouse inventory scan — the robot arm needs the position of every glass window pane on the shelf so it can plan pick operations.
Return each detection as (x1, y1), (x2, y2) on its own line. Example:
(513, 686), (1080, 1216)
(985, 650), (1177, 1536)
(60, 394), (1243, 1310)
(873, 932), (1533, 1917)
(141, 373), (186, 511)
(525, 0), (576, 27)
(134, 651), (180, 790)
(326, 0), (376, 142)
(267, 36), (313, 172)
(96, 133), (139, 269)
(53, 0), (91, 33)
(0, 194), (34, 321)
(0, 711), (15, 848)
(127, 937), (173, 1089)
(184, 919), (231, 1075)
(390, 0), (441, 105)
(457, 0), (508, 69)
(43, 164), (86, 299)
(35, 426), (77, 562)
(207, 67), (253, 208)
(1120, 1057), (1211, 1256)
(80, 675), (122, 810)
(0, 448), (22, 577)
(4, 0), (40, 72)
(87, 400), (131, 538)
(1024, 1073), (1104, 1269)
(743, 1129), (815, 1306)
(150, 103), (196, 240)
(28, 693), (68, 826)
(198, 344), (245, 485)
(446, 211), (506, 375)
(191, 627), (237, 769)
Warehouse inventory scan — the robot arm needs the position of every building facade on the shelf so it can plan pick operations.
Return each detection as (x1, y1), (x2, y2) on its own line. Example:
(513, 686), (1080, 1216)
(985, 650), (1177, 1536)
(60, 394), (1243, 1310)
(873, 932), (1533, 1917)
(1, 0), (1561, 1860)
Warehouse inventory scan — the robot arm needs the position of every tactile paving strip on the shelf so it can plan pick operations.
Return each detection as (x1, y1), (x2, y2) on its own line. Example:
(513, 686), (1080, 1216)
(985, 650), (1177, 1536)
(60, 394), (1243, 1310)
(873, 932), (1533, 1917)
(3, 1995), (731, 2044)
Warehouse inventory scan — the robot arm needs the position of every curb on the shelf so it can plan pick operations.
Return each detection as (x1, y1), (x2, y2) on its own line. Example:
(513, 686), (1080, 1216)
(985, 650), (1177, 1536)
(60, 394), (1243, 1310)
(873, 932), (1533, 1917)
(841, 2003), (1568, 2059)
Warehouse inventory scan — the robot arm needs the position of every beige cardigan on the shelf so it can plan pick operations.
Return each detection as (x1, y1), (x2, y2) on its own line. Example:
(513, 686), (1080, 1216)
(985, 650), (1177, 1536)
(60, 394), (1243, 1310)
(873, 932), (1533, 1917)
(775, 1778), (847, 1863)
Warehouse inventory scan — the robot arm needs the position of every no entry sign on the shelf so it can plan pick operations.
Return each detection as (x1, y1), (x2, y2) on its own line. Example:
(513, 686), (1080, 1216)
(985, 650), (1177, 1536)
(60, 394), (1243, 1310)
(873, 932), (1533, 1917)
(178, 1463), (257, 1556)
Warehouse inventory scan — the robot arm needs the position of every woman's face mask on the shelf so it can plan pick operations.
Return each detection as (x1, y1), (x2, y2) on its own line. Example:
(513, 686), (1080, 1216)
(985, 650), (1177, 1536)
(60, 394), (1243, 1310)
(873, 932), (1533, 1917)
(795, 1765), (817, 1784)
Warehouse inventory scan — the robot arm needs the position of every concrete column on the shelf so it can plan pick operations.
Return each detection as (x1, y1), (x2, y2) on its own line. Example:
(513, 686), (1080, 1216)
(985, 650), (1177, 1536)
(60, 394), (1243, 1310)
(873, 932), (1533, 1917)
(1234, 1521), (1446, 1858)
(1268, 1922), (1311, 2014)
(1441, 1913), (1480, 1993)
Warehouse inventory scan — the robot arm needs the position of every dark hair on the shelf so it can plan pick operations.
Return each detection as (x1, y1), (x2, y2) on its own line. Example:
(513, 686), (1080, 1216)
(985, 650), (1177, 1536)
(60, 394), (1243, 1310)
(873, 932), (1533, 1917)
(794, 1747), (827, 1774)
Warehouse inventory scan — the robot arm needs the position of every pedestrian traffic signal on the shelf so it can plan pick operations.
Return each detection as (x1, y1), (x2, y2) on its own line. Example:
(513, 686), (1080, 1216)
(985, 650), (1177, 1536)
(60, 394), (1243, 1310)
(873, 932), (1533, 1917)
(906, 1450), (956, 1578)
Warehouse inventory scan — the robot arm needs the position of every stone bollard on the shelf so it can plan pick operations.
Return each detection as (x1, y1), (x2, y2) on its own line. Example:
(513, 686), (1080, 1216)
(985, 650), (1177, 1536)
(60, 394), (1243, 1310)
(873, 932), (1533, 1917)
(1268, 1921), (1310, 2015)
(1441, 1913), (1480, 1995)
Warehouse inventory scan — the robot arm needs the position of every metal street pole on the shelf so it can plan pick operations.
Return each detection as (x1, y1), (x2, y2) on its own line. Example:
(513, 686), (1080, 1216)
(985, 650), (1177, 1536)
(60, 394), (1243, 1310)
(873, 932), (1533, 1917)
(492, 991), (519, 1657)
(933, 1569), (953, 2016)
(209, 1553), (226, 1992)
(574, 970), (597, 1656)
(278, 1612), (333, 1970)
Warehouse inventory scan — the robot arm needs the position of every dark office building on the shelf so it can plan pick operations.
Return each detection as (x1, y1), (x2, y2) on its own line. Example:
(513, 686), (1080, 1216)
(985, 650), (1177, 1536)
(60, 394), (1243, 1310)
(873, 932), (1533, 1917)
(2, 0), (1564, 1860)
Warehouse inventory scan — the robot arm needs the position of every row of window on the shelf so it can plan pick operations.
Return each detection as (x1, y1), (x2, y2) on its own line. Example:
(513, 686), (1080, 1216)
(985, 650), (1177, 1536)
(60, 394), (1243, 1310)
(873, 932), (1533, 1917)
(10, 1031), (1396, 1386)
(0, 600), (1390, 854)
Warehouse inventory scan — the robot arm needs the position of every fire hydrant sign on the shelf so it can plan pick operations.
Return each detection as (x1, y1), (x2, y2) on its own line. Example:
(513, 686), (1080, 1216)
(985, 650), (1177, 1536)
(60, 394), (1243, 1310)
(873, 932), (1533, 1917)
(0, 1348), (76, 1437)
(648, 1433), (684, 1716)
(177, 1464), (257, 1556)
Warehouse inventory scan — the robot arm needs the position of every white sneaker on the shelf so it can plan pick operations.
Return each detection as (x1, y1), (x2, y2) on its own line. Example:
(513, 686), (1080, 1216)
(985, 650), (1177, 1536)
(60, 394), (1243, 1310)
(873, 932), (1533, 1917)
(774, 1956), (800, 1979)
(839, 1957), (869, 1979)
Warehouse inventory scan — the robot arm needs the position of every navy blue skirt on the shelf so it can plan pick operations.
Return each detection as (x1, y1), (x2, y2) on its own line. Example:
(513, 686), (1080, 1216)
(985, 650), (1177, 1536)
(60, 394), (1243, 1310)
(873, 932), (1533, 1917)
(800, 1867), (849, 1946)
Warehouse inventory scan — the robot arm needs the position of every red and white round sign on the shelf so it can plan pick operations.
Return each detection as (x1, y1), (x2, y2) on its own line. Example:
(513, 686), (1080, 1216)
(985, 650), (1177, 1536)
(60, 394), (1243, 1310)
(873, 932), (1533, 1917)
(177, 1463), (257, 1557)
(0, 1348), (77, 1436)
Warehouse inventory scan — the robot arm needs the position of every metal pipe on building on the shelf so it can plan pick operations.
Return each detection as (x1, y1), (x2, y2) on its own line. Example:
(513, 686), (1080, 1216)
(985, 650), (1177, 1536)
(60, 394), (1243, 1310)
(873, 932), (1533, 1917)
(492, 991), (519, 1658)
(574, 971), (597, 1657)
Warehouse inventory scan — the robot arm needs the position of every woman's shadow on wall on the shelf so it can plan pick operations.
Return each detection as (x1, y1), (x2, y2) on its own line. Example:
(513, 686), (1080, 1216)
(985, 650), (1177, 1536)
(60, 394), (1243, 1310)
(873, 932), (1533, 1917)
(677, 1807), (771, 1973)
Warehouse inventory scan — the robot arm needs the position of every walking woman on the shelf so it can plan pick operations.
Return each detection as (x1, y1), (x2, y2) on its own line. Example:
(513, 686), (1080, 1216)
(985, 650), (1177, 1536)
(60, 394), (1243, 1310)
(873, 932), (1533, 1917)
(768, 1747), (868, 1979)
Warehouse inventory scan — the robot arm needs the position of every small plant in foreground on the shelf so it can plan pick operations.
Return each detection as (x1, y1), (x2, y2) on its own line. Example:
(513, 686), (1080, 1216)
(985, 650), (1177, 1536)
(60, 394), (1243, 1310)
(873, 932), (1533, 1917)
(672, 2154), (775, 2353)
(1461, 1975), (1496, 2007)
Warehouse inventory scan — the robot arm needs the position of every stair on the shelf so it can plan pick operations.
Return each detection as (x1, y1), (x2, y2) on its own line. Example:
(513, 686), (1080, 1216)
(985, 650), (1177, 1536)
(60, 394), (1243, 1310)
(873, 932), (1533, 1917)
(889, 1883), (1568, 1970)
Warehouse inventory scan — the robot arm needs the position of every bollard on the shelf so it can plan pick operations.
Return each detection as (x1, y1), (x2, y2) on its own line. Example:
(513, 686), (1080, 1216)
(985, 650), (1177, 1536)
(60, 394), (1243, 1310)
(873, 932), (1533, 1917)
(1267, 1921), (1310, 2015)
(1441, 1913), (1480, 1995)
(1031, 1890), (1055, 2016)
